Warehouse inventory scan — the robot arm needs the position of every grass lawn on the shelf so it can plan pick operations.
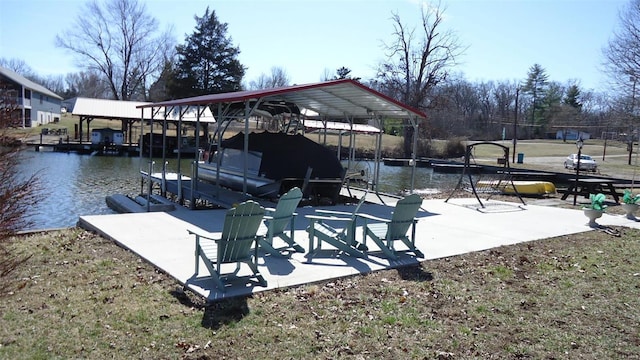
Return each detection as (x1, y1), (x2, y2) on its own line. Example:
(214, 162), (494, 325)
(4, 121), (640, 358)
(470, 139), (629, 158)
(1, 226), (639, 359)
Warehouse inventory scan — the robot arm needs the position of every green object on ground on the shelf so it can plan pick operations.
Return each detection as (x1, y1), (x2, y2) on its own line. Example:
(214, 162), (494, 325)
(622, 189), (640, 204)
(588, 193), (607, 211)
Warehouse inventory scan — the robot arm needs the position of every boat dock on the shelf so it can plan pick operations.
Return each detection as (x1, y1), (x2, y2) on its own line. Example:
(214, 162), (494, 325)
(136, 171), (354, 211)
(27, 138), (140, 155)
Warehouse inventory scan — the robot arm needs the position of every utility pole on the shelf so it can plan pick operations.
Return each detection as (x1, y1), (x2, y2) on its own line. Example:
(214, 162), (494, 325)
(629, 75), (636, 165)
(573, 137), (584, 206)
(603, 122), (608, 161)
(512, 87), (519, 164)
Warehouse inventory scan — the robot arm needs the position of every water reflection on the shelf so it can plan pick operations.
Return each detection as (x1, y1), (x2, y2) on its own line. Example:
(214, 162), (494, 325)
(18, 150), (141, 231)
(18, 150), (460, 230)
(371, 163), (464, 195)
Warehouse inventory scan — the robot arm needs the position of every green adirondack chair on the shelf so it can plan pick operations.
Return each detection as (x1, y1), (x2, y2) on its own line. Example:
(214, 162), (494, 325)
(358, 193), (425, 260)
(187, 200), (267, 292)
(258, 187), (304, 257)
(305, 193), (368, 259)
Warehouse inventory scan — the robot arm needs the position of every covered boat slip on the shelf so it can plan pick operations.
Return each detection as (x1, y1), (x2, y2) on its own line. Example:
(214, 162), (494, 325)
(66, 97), (216, 153)
(136, 79), (427, 208)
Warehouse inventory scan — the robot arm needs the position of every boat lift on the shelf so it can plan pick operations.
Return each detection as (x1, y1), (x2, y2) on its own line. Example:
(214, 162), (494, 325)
(137, 79), (427, 209)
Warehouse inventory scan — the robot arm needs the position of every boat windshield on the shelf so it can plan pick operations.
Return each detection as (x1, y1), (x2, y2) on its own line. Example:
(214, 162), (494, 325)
(219, 148), (263, 175)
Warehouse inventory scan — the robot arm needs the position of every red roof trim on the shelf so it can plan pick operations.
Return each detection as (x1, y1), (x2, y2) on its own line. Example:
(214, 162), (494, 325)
(138, 79), (426, 119)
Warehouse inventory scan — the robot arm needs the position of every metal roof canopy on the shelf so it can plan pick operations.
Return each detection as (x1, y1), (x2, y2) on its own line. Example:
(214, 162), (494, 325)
(71, 97), (215, 122)
(138, 79), (426, 120)
(137, 79), (426, 202)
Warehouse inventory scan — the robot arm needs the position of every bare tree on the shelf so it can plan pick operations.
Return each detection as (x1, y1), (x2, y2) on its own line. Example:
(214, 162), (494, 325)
(603, 0), (640, 92)
(0, 58), (33, 75)
(56, 0), (173, 100)
(22, 74), (67, 97)
(320, 68), (333, 82)
(603, 0), (640, 163)
(493, 80), (520, 130)
(248, 66), (291, 90)
(65, 71), (111, 98)
(428, 79), (475, 137)
(375, 1), (465, 156)
(245, 67), (292, 130)
(0, 80), (40, 296)
(477, 81), (496, 133)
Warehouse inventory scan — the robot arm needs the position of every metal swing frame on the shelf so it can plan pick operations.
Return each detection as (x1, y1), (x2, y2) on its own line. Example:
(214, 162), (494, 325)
(445, 142), (525, 208)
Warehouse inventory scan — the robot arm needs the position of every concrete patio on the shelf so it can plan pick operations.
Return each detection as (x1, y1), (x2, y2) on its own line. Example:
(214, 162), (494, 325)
(78, 189), (639, 301)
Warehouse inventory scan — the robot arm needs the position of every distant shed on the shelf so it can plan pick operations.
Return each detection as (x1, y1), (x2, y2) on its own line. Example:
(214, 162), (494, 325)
(556, 129), (591, 141)
(91, 128), (124, 146)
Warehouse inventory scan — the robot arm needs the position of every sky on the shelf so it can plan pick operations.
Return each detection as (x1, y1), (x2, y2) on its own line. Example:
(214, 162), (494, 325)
(0, 0), (630, 92)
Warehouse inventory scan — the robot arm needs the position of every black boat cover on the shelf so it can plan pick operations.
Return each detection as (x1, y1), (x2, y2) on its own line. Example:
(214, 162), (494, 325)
(221, 131), (343, 181)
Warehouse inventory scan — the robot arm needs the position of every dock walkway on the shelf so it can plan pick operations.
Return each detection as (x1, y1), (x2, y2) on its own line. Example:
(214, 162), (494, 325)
(79, 190), (640, 301)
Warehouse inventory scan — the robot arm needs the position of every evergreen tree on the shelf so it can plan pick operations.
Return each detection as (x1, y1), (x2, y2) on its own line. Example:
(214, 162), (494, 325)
(538, 82), (565, 135)
(148, 60), (176, 101)
(558, 84), (584, 138)
(170, 7), (245, 98)
(563, 84), (583, 110)
(334, 67), (360, 81)
(523, 64), (549, 135)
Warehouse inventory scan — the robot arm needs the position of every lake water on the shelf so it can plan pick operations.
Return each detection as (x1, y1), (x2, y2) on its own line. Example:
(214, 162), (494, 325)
(18, 149), (461, 231)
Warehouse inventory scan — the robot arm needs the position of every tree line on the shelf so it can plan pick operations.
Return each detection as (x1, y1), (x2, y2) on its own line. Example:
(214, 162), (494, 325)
(2, 0), (640, 150)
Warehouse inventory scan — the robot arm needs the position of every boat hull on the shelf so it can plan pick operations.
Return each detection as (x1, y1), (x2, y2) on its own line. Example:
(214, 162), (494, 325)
(197, 163), (281, 197)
